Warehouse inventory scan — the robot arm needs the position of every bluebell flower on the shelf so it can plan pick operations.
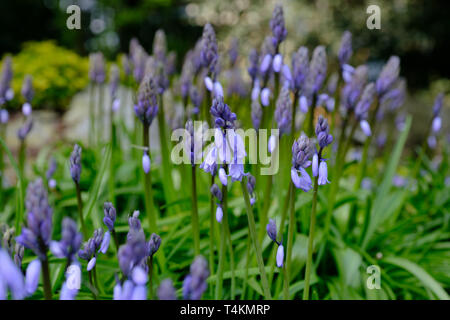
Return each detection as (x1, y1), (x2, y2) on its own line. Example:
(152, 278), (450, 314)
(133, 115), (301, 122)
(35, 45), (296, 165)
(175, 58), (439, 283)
(0, 109), (9, 123)
(59, 263), (81, 300)
(247, 48), (259, 83)
(246, 174), (257, 205)
(304, 46), (327, 98)
(266, 219), (277, 243)
(312, 153), (319, 177)
(147, 233), (161, 257)
(251, 99), (262, 130)
(17, 118), (33, 141)
(338, 31), (353, 66)
(0, 248), (26, 300)
(25, 259), (41, 296)
(291, 134), (314, 191)
(318, 161), (330, 185)
(275, 87), (292, 135)
(50, 217), (82, 263)
(210, 96), (236, 130)
(432, 93), (444, 117)
(260, 87), (271, 106)
(70, 144), (82, 184)
(135, 74), (159, 125)
(88, 52), (106, 84)
(200, 23), (218, 76)
(16, 179), (53, 260)
(376, 56), (400, 97)
(21, 75), (34, 116)
(341, 65), (368, 111)
(183, 256), (209, 300)
(158, 279), (177, 300)
(0, 56), (13, 105)
(276, 244), (284, 268)
(78, 229), (105, 271)
(270, 5), (287, 48)
(315, 116), (333, 148)
(103, 202), (117, 232)
(291, 46), (309, 92)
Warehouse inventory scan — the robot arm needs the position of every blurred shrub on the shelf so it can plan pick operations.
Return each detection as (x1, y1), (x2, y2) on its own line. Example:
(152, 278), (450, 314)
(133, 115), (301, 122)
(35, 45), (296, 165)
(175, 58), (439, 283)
(4, 41), (88, 111)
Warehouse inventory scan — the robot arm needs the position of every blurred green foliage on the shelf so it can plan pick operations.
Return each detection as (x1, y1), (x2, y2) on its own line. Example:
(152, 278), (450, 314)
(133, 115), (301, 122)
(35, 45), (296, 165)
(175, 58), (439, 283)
(4, 41), (88, 111)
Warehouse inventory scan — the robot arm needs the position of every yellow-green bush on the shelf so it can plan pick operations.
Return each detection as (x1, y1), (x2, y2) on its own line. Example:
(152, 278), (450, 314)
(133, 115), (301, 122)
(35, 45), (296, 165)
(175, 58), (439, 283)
(2, 41), (88, 111)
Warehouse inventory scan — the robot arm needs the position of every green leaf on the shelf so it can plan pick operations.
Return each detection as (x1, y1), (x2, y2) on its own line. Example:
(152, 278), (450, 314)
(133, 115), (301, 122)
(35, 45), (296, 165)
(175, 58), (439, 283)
(361, 115), (411, 249)
(383, 256), (449, 300)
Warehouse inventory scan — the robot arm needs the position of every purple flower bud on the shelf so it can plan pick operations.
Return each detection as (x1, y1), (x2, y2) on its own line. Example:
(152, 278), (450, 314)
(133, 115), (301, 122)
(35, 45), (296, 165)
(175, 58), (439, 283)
(338, 31), (353, 66)
(299, 95), (309, 113)
(216, 206), (223, 223)
(376, 56), (400, 97)
(142, 151), (151, 174)
(183, 256), (209, 300)
(16, 179), (53, 260)
(355, 83), (376, 121)
(270, 5), (287, 47)
(248, 48), (259, 82)
(427, 135), (437, 149)
(260, 54), (272, 74)
(204, 76), (213, 91)
(99, 231), (111, 254)
(213, 81), (223, 97)
(103, 202), (116, 231)
(304, 46), (327, 96)
(251, 99), (262, 130)
(292, 134), (314, 170)
(135, 75), (159, 125)
(0, 248), (26, 300)
(360, 120), (372, 136)
(210, 96), (236, 129)
(25, 259), (41, 296)
(87, 257), (96, 271)
(158, 279), (177, 300)
(268, 134), (277, 153)
(432, 117), (441, 133)
(200, 23), (218, 75)
(147, 233), (161, 256)
(318, 161), (330, 185)
(275, 87), (292, 135)
(0, 109), (9, 124)
(70, 144), (82, 184)
(276, 244), (284, 268)
(22, 103), (32, 116)
(312, 153), (319, 177)
(432, 93), (444, 117)
(341, 65), (368, 110)
(261, 87), (270, 106)
(266, 219), (277, 243)
(273, 54), (283, 72)
(315, 116), (333, 148)
(132, 266), (148, 286)
(218, 167), (228, 186)
(291, 46), (309, 92)
(50, 217), (82, 262)
(17, 118), (33, 140)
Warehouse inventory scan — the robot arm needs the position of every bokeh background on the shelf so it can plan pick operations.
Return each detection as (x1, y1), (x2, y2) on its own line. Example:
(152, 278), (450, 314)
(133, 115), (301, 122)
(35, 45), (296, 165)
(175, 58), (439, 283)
(0, 0), (449, 148)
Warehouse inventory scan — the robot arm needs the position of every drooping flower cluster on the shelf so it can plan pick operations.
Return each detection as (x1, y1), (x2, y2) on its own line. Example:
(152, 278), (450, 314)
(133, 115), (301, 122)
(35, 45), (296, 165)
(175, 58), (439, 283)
(304, 46), (327, 102)
(375, 56), (400, 97)
(269, 4), (287, 48)
(338, 31), (353, 67)
(78, 228), (109, 271)
(103, 202), (117, 232)
(182, 256), (209, 300)
(246, 174), (257, 206)
(200, 23), (218, 77)
(354, 83), (376, 136)
(291, 134), (314, 191)
(341, 65), (368, 112)
(210, 184), (223, 223)
(266, 219), (284, 268)
(313, 116), (334, 185)
(274, 86), (293, 135)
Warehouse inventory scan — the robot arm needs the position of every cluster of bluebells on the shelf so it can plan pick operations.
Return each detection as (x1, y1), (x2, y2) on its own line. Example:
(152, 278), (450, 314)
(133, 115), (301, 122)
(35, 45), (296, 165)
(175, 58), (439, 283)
(291, 134), (314, 191)
(354, 83), (376, 136)
(313, 116), (334, 185)
(274, 86), (292, 136)
(77, 228), (110, 271)
(182, 256), (209, 300)
(210, 184), (223, 223)
(103, 202), (117, 232)
(266, 219), (284, 268)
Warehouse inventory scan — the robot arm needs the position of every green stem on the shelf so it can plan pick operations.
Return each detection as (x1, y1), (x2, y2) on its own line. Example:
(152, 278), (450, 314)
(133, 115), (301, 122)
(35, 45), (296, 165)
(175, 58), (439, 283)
(209, 175), (215, 296)
(191, 165), (200, 256)
(111, 229), (120, 252)
(148, 256), (154, 299)
(109, 102), (116, 206)
(241, 179), (272, 300)
(89, 83), (95, 146)
(97, 84), (104, 145)
(41, 255), (52, 300)
(282, 266), (289, 299)
(75, 183), (88, 239)
(223, 203), (235, 299)
(285, 180), (295, 299)
(143, 123), (158, 234)
(18, 140), (25, 178)
(215, 184), (227, 299)
(242, 234), (251, 299)
(303, 175), (319, 300)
